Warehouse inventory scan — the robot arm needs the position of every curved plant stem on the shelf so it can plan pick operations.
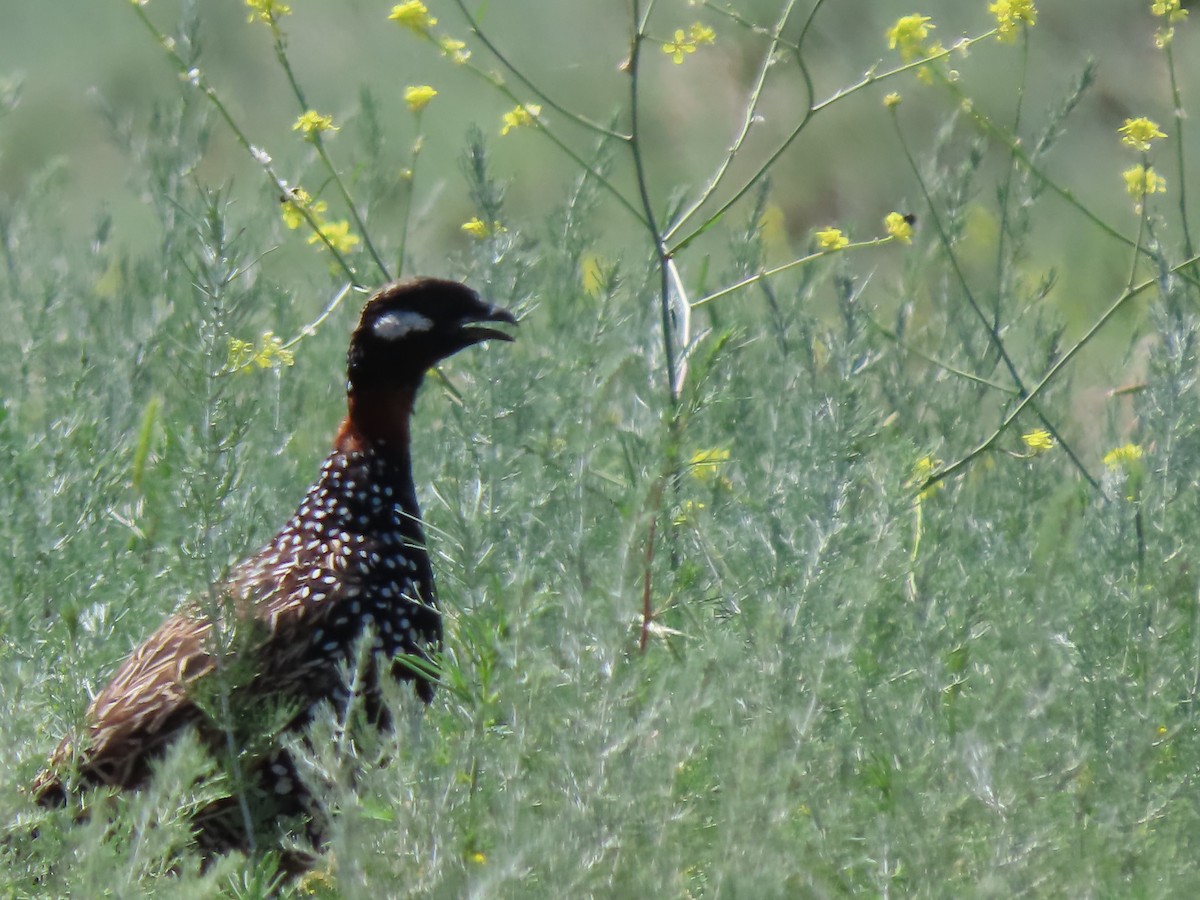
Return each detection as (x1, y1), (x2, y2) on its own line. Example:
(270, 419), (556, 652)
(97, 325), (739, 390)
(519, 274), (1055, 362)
(662, 0), (806, 244)
(129, 4), (365, 290)
(1163, 41), (1195, 263)
(449, 0), (629, 143)
(893, 110), (1099, 490)
(269, 28), (391, 283)
(922, 253), (1200, 493)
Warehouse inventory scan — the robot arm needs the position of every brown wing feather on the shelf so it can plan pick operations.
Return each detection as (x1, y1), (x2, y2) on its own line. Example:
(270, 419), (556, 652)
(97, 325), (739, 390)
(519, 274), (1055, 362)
(33, 532), (365, 803)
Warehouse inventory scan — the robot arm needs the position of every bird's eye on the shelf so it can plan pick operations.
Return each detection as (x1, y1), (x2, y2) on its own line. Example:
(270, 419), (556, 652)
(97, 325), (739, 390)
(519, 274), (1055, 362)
(374, 310), (433, 339)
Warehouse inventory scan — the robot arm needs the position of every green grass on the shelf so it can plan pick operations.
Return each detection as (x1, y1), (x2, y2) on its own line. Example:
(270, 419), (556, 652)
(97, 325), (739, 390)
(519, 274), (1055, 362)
(3, 1), (1200, 896)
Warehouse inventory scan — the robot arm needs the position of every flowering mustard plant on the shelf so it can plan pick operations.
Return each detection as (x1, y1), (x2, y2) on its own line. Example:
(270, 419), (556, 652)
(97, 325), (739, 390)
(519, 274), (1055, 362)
(988, 0), (1037, 42)
(1151, 0), (1188, 46)
(1118, 117), (1167, 152)
(885, 212), (914, 244)
(227, 331), (295, 373)
(307, 220), (360, 254)
(1021, 429), (1055, 454)
(293, 111), (338, 138)
(404, 85), (438, 113)
(1123, 164), (1166, 209)
(281, 188), (328, 230)
(389, 1), (437, 32)
(245, 0), (291, 25)
(500, 104), (541, 136)
(816, 227), (849, 251)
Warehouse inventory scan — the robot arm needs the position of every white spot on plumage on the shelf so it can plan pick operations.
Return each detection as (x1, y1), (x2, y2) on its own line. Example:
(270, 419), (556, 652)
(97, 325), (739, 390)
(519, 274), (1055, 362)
(373, 309), (434, 340)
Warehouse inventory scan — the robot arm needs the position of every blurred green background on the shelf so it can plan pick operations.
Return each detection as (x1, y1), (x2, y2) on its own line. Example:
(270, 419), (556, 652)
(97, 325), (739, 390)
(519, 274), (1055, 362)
(2, 0), (1194, 322)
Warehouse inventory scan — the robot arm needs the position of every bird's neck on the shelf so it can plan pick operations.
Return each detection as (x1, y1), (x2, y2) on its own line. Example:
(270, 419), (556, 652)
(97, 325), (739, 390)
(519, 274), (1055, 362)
(335, 383), (419, 457)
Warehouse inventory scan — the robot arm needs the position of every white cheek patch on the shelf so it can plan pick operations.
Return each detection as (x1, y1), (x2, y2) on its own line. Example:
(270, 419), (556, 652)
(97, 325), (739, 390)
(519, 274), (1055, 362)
(374, 310), (433, 340)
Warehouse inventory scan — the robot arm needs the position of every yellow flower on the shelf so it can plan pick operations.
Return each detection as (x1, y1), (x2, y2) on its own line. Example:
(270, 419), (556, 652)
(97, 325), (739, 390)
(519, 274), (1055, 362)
(439, 36), (472, 63)
(1103, 443), (1145, 501)
(1103, 443), (1144, 470)
(886, 14), (934, 61)
(688, 448), (730, 484)
(1021, 429), (1055, 453)
(461, 217), (507, 239)
(689, 23), (716, 45)
(281, 189), (328, 230)
(884, 212), (913, 244)
(908, 455), (942, 500)
(1119, 117), (1167, 152)
(307, 220), (360, 254)
(662, 29), (697, 64)
(815, 227), (849, 251)
(1151, 0), (1188, 23)
(673, 499), (707, 526)
(989, 0), (1037, 42)
(500, 103), (541, 136)
(293, 110), (338, 137)
(389, 1), (437, 32)
(245, 0), (291, 24)
(1123, 164), (1167, 204)
(469, 851), (487, 865)
(462, 217), (489, 238)
(1151, 0), (1187, 44)
(884, 92), (903, 108)
(404, 85), (438, 113)
(228, 331), (294, 373)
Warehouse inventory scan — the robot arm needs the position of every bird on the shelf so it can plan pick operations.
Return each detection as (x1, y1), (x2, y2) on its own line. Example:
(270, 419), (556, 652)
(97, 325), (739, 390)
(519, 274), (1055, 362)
(30, 277), (517, 861)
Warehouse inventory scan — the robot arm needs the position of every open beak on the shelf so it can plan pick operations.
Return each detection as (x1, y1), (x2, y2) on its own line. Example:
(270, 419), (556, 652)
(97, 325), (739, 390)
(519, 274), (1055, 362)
(460, 304), (518, 344)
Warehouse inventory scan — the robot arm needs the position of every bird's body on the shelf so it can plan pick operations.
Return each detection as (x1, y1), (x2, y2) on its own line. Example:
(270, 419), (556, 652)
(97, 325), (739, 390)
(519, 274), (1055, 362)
(32, 278), (515, 859)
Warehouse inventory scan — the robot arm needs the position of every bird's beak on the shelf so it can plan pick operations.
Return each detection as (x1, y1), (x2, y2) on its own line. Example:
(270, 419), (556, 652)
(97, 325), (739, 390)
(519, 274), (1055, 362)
(460, 304), (518, 344)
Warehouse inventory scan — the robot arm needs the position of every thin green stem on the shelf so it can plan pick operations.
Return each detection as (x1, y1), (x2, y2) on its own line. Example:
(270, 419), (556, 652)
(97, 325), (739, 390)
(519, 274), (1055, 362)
(628, 0), (677, 407)
(1164, 42), (1195, 262)
(395, 131), (426, 279)
(269, 29), (391, 282)
(666, 36), (992, 256)
(691, 237), (895, 308)
(864, 312), (1018, 394)
(662, 0), (806, 243)
(922, 253), (1200, 492)
(893, 110), (1098, 490)
(448, 0), (629, 143)
(129, 5), (365, 289)
(992, 30), (1030, 329)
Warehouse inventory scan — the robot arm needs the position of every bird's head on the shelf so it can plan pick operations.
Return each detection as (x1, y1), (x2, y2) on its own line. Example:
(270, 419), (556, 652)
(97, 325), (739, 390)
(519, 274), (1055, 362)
(347, 278), (517, 392)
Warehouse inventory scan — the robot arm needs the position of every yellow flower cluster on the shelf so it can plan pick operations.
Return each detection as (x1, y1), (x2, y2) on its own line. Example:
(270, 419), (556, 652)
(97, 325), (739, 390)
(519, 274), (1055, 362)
(1119, 117), (1166, 152)
(989, 0), (1037, 43)
(281, 188), (327, 230)
(308, 220), (360, 255)
(293, 110), (338, 138)
(1021, 429), (1055, 454)
(1123, 164), (1166, 205)
(1151, 0), (1188, 46)
(886, 15), (934, 61)
(227, 331), (295, 373)
(815, 227), (849, 251)
(662, 23), (717, 64)
(439, 36), (471, 64)
(461, 217), (507, 239)
(688, 448), (730, 484)
(909, 455), (942, 500)
(1103, 443), (1144, 470)
(885, 212), (913, 244)
(281, 189), (360, 255)
(389, 1), (437, 32)
(245, 0), (291, 25)
(501, 103), (542, 136)
(404, 85), (438, 113)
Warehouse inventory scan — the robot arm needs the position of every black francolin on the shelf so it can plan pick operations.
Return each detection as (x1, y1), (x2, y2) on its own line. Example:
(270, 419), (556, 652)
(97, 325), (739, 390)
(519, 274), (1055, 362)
(32, 277), (516, 858)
